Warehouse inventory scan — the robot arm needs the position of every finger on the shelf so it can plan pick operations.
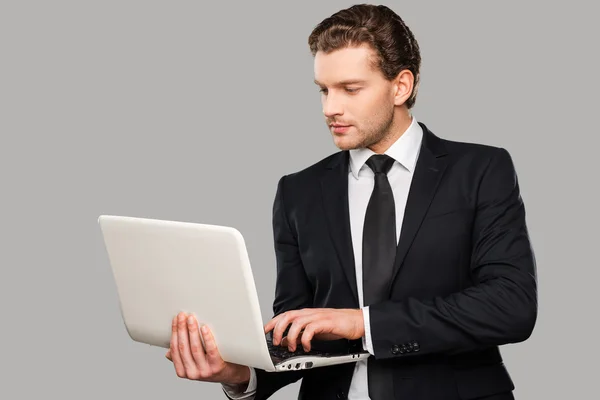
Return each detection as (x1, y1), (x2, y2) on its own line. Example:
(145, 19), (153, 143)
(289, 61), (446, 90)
(272, 313), (293, 346)
(177, 312), (198, 375)
(280, 336), (302, 347)
(286, 317), (310, 352)
(187, 314), (208, 370)
(165, 349), (172, 361)
(301, 322), (321, 352)
(200, 325), (224, 365)
(170, 315), (186, 377)
(264, 312), (285, 335)
(264, 317), (278, 334)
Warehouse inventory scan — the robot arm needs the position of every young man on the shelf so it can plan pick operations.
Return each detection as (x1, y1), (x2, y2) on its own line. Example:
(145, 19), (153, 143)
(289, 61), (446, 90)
(166, 4), (537, 400)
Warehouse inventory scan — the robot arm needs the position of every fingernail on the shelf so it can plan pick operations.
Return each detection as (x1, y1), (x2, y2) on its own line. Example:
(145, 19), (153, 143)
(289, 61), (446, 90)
(201, 325), (208, 334)
(188, 316), (193, 324)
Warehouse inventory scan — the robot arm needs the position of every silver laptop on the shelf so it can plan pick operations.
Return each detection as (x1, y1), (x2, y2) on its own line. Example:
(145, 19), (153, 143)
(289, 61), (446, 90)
(97, 215), (369, 372)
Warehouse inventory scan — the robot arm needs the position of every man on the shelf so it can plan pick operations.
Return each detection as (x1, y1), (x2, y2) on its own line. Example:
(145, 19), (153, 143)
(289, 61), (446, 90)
(166, 4), (537, 400)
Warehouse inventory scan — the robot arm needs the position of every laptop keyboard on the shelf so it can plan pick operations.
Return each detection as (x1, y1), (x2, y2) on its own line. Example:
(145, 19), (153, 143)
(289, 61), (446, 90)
(266, 336), (329, 361)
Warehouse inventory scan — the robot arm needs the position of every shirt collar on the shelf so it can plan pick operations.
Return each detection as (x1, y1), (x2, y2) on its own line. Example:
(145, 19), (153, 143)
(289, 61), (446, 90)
(349, 115), (423, 180)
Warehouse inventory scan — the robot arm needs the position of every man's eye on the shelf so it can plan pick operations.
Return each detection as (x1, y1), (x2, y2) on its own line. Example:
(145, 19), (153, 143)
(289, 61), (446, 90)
(319, 88), (359, 94)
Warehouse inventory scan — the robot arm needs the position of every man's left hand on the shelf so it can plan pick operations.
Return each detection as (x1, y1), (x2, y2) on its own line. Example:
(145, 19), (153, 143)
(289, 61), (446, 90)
(264, 308), (364, 352)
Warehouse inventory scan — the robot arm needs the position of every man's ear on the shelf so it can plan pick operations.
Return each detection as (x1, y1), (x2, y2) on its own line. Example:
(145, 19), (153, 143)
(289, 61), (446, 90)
(392, 69), (414, 106)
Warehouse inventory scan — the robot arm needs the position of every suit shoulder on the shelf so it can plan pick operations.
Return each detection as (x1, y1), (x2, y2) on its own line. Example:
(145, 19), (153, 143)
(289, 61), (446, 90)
(440, 136), (511, 163)
(280, 151), (343, 182)
(434, 135), (518, 183)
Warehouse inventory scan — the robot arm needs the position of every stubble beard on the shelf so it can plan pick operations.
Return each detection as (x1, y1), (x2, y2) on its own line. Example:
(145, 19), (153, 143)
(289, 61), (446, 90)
(339, 105), (395, 151)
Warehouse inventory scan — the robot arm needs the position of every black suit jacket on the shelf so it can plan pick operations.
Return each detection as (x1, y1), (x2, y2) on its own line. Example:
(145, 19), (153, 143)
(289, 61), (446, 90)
(242, 122), (537, 400)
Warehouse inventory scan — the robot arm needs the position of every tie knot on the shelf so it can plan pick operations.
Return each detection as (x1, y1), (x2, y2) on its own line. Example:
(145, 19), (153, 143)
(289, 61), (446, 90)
(365, 154), (395, 175)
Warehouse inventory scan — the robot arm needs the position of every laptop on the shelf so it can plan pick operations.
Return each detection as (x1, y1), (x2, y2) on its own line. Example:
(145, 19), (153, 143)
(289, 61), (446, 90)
(97, 215), (370, 372)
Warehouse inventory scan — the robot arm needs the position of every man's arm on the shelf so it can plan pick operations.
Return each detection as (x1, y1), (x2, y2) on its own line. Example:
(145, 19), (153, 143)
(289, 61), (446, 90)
(368, 147), (538, 359)
(271, 175), (315, 315)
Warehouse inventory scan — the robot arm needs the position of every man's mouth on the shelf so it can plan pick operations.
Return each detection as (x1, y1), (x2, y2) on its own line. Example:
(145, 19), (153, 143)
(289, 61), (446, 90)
(330, 124), (352, 133)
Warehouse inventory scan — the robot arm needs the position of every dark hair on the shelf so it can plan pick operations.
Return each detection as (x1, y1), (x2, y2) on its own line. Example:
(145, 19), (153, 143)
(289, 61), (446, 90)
(308, 4), (421, 109)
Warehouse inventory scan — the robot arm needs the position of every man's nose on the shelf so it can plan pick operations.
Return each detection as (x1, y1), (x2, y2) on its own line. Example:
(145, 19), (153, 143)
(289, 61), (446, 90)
(322, 94), (343, 117)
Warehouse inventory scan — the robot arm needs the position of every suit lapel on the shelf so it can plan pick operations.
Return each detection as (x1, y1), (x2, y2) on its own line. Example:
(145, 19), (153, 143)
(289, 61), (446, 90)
(320, 151), (360, 307)
(389, 123), (449, 288)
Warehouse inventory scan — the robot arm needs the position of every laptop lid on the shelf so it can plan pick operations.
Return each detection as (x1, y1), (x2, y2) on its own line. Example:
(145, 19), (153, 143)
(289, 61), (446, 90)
(97, 215), (276, 371)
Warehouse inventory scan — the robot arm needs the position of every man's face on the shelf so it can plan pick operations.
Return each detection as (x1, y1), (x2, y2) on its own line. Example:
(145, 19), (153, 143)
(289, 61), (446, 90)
(314, 44), (397, 150)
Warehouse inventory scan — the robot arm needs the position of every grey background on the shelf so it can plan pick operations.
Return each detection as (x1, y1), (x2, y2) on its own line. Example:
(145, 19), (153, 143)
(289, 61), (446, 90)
(1, 0), (598, 398)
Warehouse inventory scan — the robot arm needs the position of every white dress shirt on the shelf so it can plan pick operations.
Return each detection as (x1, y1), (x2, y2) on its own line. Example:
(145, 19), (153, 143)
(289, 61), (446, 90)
(223, 116), (423, 399)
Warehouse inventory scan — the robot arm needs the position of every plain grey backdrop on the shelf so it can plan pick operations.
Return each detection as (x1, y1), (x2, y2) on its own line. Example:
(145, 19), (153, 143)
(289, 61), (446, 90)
(1, 0), (598, 398)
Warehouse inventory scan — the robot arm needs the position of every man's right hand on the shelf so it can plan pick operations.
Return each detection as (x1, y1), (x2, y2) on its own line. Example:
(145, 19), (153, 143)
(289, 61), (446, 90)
(166, 312), (251, 391)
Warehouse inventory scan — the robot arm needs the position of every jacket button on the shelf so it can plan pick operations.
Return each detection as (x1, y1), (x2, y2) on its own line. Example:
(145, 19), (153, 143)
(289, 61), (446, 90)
(391, 345), (400, 355)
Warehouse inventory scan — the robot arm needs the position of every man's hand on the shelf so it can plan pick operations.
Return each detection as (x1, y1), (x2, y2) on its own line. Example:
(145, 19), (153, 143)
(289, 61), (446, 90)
(165, 312), (250, 389)
(264, 308), (365, 352)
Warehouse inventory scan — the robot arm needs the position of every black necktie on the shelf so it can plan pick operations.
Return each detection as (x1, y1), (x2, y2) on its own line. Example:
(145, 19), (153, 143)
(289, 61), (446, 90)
(363, 154), (396, 305)
(363, 154), (396, 400)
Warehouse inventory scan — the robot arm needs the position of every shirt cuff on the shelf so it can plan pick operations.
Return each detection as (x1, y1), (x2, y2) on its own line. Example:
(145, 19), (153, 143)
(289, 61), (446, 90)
(362, 306), (375, 356)
(221, 367), (257, 399)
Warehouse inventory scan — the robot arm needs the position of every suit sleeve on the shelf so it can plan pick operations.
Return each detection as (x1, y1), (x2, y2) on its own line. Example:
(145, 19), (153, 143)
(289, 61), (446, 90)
(250, 175), (313, 400)
(368, 147), (538, 359)
(221, 367), (258, 399)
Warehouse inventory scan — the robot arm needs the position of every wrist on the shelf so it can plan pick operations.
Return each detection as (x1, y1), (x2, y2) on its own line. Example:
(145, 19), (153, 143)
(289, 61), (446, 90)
(223, 365), (250, 386)
(357, 308), (365, 338)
